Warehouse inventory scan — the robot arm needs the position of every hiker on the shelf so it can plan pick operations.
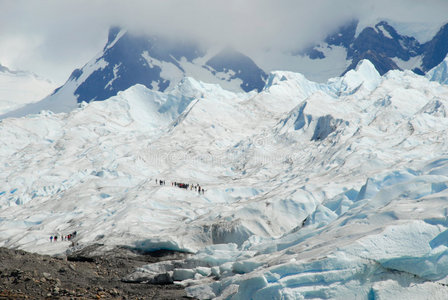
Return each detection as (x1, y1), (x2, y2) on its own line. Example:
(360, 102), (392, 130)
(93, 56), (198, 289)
(50, 236), (53, 242)
(54, 236), (58, 242)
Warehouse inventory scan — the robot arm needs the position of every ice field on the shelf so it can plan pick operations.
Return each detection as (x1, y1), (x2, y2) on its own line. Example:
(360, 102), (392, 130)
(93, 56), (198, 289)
(1, 60), (448, 298)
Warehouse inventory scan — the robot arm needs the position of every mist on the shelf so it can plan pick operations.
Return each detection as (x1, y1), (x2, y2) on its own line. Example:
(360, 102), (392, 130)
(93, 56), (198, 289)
(0, 0), (447, 84)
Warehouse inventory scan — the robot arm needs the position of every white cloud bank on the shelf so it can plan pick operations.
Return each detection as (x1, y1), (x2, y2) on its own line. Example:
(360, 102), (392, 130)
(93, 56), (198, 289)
(0, 0), (447, 84)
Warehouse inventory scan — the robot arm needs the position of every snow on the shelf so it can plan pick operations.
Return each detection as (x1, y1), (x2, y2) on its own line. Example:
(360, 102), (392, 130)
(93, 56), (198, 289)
(386, 19), (446, 43)
(392, 55), (422, 71)
(427, 55), (448, 85)
(0, 52), (108, 119)
(377, 24), (393, 39)
(252, 45), (349, 83)
(0, 67), (56, 115)
(104, 29), (127, 51)
(1, 60), (448, 298)
(141, 50), (246, 93)
(105, 63), (122, 89)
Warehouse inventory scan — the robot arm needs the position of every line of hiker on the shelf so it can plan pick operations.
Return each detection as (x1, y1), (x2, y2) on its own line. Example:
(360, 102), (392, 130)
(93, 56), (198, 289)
(155, 178), (205, 194)
(50, 231), (77, 242)
(172, 182), (205, 194)
(155, 179), (166, 185)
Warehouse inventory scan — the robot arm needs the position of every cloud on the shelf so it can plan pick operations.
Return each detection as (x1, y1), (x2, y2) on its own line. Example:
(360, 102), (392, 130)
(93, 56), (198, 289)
(0, 0), (447, 84)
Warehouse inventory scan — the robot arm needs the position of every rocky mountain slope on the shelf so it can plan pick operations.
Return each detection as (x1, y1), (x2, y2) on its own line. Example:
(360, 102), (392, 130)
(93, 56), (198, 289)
(302, 19), (448, 76)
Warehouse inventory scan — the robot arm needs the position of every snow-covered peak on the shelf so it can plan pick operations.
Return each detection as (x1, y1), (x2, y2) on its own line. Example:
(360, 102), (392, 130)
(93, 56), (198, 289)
(171, 76), (238, 100)
(345, 59), (382, 89)
(264, 71), (310, 89)
(328, 59), (381, 95)
(262, 71), (329, 99)
(426, 55), (448, 85)
(2, 27), (268, 120)
(0, 65), (56, 115)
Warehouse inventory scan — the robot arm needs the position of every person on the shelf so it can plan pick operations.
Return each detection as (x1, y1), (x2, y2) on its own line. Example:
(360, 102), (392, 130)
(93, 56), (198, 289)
(54, 236), (58, 242)
(50, 236), (53, 242)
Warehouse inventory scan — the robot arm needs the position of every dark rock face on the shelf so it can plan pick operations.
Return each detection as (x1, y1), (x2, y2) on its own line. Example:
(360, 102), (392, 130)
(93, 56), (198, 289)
(349, 22), (421, 61)
(74, 29), (204, 103)
(58, 27), (268, 104)
(303, 19), (448, 76)
(421, 23), (448, 72)
(343, 21), (423, 75)
(205, 47), (267, 92)
(325, 19), (358, 49)
(294, 46), (326, 60)
(343, 50), (400, 76)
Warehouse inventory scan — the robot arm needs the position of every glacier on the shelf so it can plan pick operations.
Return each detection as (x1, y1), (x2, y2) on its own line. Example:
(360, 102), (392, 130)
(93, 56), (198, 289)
(0, 65), (56, 115)
(1, 59), (448, 298)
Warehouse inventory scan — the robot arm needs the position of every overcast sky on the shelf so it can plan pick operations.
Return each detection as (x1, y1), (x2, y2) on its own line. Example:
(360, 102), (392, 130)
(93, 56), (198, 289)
(1, 0), (447, 85)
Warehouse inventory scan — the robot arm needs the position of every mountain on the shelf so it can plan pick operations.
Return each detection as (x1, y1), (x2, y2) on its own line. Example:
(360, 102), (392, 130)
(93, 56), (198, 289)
(0, 28), (266, 119)
(299, 19), (448, 77)
(3, 20), (447, 120)
(72, 27), (266, 99)
(1, 60), (448, 298)
(0, 64), (56, 115)
(421, 23), (448, 72)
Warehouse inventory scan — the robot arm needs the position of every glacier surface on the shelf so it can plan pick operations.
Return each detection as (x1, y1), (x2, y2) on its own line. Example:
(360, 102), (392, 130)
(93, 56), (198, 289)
(1, 59), (448, 299)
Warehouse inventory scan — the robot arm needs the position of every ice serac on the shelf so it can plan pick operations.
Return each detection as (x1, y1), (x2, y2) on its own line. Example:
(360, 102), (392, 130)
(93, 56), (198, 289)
(426, 55), (448, 85)
(329, 59), (382, 94)
(2, 60), (448, 298)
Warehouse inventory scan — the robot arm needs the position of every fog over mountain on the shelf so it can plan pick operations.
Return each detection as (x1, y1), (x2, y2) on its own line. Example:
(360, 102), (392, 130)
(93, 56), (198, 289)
(0, 0), (447, 84)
